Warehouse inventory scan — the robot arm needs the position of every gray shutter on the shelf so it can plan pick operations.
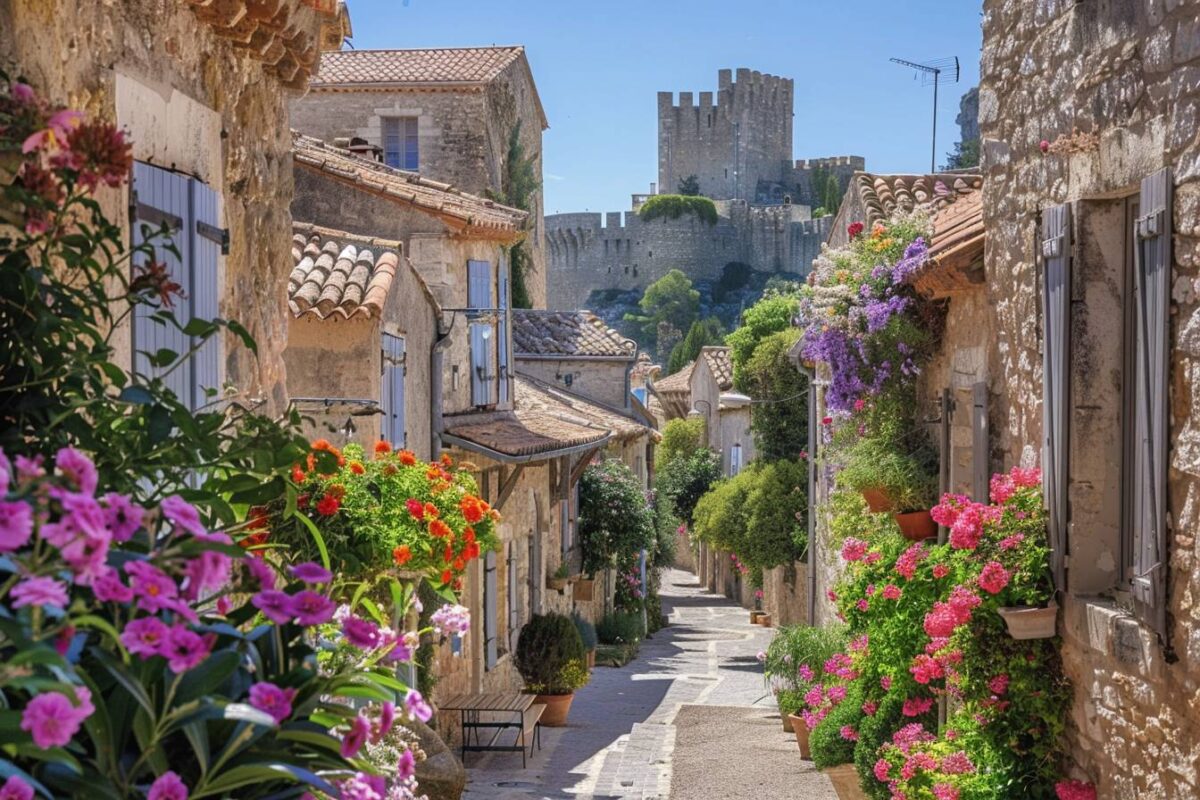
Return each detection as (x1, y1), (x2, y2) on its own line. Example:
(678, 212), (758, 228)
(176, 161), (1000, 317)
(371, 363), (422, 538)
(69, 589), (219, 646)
(467, 260), (495, 406)
(1131, 167), (1172, 639)
(189, 179), (220, 410)
(484, 549), (498, 669)
(382, 333), (406, 447)
(132, 162), (193, 406)
(1041, 203), (1071, 592)
(467, 260), (492, 309)
(498, 263), (511, 405)
(972, 382), (989, 502)
(507, 541), (519, 653)
(560, 498), (570, 557)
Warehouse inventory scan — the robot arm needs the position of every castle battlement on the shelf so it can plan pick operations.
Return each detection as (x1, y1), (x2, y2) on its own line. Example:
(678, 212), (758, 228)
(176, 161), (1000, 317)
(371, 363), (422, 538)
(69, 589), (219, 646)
(793, 156), (867, 171)
(657, 68), (792, 114)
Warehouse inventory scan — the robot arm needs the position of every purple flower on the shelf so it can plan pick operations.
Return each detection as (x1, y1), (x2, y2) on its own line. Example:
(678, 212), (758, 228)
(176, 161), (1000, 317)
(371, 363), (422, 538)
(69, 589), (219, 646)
(244, 557), (277, 590)
(93, 568), (134, 603)
(102, 492), (143, 542)
(10, 576), (69, 609)
(248, 681), (297, 724)
(125, 561), (179, 614)
(404, 689), (432, 723)
(340, 714), (371, 758)
(374, 701), (396, 743)
(14, 454), (45, 484)
(162, 624), (213, 673)
(55, 447), (97, 495)
(891, 237), (929, 285)
(252, 590), (296, 624)
(121, 616), (171, 658)
(289, 562), (332, 584)
(397, 748), (416, 780)
(147, 771), (189, 800)
(0, 500), (34, 552)
(291, 590), (335, 626)
(181, 532), (233, 601)
(430, 603), (470, 636)
(342, 614), (383, 649)
(160, 495), (206, 537)
(0, 775), (34, 800)
(20, 686), (93, 748)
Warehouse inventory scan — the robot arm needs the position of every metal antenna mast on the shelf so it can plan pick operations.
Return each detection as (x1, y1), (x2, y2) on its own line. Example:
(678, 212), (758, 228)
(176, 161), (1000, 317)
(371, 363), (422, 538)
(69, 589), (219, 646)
(889, 56), (960, 172)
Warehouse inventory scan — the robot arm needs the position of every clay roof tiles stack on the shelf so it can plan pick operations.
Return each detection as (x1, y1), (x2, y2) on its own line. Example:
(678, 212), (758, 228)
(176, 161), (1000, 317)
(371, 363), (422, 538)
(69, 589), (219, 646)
(853, 172), (982, 226)
(312, 47), (526, 87)
(287, 228), (399, 320)
(511, 310), (637, 358)
(699, 346), (734, 391)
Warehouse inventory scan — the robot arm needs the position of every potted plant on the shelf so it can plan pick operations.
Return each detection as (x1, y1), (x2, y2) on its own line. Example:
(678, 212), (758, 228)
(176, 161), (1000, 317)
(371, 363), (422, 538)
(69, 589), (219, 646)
(516, 613), (590, 726)
(997, 601), (1059, 639)
(837, 435), (937, 540)
(758, 612), (773, 627)
(776, 687), (802, 733)
(572, 611), (599, 670)
(547, 562), (570, 592)
(811, 683), (868, 799)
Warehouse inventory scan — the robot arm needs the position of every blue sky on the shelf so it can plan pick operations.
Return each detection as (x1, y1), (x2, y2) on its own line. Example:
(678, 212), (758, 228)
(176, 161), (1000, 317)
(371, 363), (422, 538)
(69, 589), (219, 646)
(345, 1), (983, 214)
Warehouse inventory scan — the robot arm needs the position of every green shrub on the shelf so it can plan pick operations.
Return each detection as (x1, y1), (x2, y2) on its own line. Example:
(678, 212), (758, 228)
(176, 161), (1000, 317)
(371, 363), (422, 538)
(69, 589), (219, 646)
(837, 434), (938, 513)
(637, 193), (719, 226)
(764, 624), (849, 691)
(658, 417), (706, 467)
(726, 291), (799, 391)
(516, 613), (589, 695)
(579, 459), (655, 576)
(572, 611), (598, 651)
(744, 458), (808, 566)
(777, 687), (806, 717)
(596, 611), (644, 645)
(691, 473), (752, 554)
(657, 446), (722, 525)
(744, 328), (809, 461)
(810, 683), (866, 769)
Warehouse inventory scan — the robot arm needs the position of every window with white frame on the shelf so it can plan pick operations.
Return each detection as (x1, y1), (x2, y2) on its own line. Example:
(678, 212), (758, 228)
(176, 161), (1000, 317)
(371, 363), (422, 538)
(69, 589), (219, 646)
(382, 117), (419, 171)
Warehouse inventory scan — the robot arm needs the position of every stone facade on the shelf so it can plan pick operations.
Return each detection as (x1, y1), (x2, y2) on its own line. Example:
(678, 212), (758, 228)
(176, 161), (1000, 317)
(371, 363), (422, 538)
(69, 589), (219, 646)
(289, 48), (549, 308)
(980, 1), (1200, 795)
(0, 0), (344, 412)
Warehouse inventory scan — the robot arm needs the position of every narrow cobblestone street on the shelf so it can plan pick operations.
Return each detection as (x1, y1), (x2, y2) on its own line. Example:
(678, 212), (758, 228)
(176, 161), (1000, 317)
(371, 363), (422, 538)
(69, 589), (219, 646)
(460, 569), (837, 799)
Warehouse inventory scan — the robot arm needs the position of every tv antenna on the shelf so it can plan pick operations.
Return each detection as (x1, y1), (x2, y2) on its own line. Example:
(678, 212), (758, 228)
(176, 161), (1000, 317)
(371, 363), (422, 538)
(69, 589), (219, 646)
(889, 56), (960, 173)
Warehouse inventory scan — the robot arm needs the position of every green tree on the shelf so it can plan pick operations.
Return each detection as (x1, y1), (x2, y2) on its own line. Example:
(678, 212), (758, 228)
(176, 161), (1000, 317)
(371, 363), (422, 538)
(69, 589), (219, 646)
(658, 417), (706, 467)
(668, 317), (724, 374)
(726, 292), (799, 391)
(823, 173), (842, 219)
(807, 163), (829, 208)
(945, 138), (980, 170)
(578, 459), (656, 577)
(637, 194), (718, 226)
(489, 121), (541, 308)
(624, 269), (700, 351)
(677, 174), (701, 196)
(744, 328), (809, 462)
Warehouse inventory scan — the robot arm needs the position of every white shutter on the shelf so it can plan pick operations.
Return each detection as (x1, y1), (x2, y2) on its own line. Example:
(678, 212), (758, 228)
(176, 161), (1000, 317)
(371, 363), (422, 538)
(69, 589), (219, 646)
(1131, 167), (1172, 639)
(467, 260), (496, 406)
(1040, 203), (1071, 591)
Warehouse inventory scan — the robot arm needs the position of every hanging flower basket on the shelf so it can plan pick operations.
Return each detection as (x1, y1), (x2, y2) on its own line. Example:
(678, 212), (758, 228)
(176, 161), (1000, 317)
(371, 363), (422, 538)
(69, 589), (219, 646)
(893, 510), (937, 541)
(997, 601), (1058, 639)
(861, 487), (894, 513)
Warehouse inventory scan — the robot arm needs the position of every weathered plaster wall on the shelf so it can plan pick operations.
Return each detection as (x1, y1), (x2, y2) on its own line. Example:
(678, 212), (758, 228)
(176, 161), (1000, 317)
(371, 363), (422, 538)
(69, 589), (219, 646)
(284, 317), (380, 440)
(1, 0), (305, 409)
(762, 561), (810, 626)
(515, 358), (632, 411)
(981, 1), (1200, 795)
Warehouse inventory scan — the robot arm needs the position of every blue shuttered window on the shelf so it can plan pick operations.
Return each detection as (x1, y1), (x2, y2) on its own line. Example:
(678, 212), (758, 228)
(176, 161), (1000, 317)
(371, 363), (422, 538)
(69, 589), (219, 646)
(1040, 203), (1071, 592)
(132, 162), (222, 412)
(484, 550), (498, 670)
(467, 260), (496, 407)
(382, 117), (419, 171)
(498, 263), (511, 405)
(381, 333), (406, 448)
(1130, 167), (1173, 639)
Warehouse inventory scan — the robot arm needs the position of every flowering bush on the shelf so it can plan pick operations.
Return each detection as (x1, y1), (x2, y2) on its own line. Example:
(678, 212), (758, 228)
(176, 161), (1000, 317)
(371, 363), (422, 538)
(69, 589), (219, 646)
(273, 440), (499, 591)
(763, 624), (848, 718)
(578, 459), (655, 589)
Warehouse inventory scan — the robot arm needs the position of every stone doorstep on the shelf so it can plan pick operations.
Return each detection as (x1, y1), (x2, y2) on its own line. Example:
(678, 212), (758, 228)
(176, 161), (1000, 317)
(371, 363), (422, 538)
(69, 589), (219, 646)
(1064, 595), (1162, 676)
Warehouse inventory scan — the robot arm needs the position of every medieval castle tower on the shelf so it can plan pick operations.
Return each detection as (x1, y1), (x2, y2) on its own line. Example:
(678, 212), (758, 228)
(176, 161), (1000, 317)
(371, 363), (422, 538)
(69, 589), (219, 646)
(546, 68), (864, 310)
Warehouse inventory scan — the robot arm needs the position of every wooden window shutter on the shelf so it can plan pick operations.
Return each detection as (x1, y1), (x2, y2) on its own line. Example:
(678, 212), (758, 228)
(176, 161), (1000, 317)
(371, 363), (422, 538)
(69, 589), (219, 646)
(467, 260), (495, 406)
(1040, 203), (1072, 592)
(467, 260), (492, 309)
(972, 382), (989, 502)
(484, 549), (498, 670)
(1131, 167), (1173, 639)
(381, 333), (406, 447)
(189, 179), (221, 411)
(507, 541), (519, 653)
(498, 262), (511, 405)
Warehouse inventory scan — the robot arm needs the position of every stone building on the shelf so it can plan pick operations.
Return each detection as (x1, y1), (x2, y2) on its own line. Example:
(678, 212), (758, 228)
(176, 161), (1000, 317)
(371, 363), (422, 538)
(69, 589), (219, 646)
(0, 0), (349, 411)
(289, 46), (550, 308)
(979, 1), (1200, 795)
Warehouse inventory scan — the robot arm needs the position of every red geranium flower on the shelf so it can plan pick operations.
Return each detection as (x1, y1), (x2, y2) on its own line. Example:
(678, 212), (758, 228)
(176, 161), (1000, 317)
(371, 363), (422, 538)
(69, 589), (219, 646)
(847, 221), (864, 239)
(398, 450), (417, 466)
(374, 440), (392, 455)
(405, 499), (425, 520)
(349, 461), (365, 475)
(393, 545), (412, 566)
(316, 494), (341, 516)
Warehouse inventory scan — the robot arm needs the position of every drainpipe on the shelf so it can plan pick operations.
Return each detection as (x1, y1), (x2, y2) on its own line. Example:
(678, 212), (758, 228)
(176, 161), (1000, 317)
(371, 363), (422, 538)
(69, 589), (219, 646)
(430, 313), (456, 459)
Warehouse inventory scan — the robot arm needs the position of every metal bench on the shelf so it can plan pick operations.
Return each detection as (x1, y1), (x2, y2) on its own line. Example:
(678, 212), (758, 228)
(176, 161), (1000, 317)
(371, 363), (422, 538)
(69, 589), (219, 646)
(439, 693), (542, 767)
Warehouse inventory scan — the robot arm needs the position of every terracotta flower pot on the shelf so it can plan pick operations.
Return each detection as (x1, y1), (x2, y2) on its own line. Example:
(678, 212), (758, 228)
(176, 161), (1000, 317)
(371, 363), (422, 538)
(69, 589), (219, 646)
(547, 576), (568, 592)
(750, 610), (764, 624)
(893, 510), (937, 541)
(788, 714), (811, 757)
(781, 712), (793, 732)
(821, 764), (867, 799)
(534, 692), (575, 726)
(860, 487), (893, 513)
(573, 578), (595, 602)
(758, 613), (772, 628)
(998, 602), (1058, 639)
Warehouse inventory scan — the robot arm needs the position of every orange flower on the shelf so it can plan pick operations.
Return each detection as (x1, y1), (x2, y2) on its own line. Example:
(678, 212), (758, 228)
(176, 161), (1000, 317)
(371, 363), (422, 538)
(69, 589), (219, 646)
(393, 545), (412, 566)
(382, 464), (398, 476)
(374, 440), (393, 456)
(326, 484), (346, 500)
(460, 497), (484, 524)
(291, 465), (307, 483)
(463, 526), (476, 543)
(453, 556), (466, 571)
(443, 544), (454, 563)
(316, 494), (341, 516)
(349, 461), (365, 475)
(423, 502), (439, 519)
(440, 453), (453, 468)
(312, 438), (333, 452)
(306, 453), (317, 472)
(426, 467), (443, 481)
(398, 450), (417, 466)
(335, 451), (346, 467)
(465, 541), (480, 560)
(429, 519), (452, 539)
(431, 480), (451, 494)
(440, 569), (453, 585)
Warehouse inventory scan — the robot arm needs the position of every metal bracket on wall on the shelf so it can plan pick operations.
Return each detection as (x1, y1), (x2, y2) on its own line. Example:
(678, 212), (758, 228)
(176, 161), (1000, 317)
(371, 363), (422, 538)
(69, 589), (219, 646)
(196, 221), (230, 255)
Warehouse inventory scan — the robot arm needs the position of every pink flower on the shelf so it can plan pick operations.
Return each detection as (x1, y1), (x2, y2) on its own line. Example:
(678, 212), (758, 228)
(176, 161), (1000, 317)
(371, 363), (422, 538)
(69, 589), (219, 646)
(826, 685), (847, 703)
(121, 616), (171, 658)
(20, 686), (93, 748)
(1055, 781), (1097, 800)
(397, 748), (416, 781)
(978, 561), (1010, 595)
(102, 493), (143, 542)
(880, 676), (892, 691)
(292, 590), (336, 626)
(163, 625), (213, 673)
(999, 533), (1025, 550)
(826, 590), (837, 602)
(902, 697), (934, 717)
(804, 687), (823, 708)
(405, 689), (433, 723)
(341, 714), (371, 758)
(932, 563), (949, 579)
(0, 501), (34, 552)
(125, 561), (179, 614)
(839, 725), (858, 741)
(289, 562), (333, 584)
(861, 701), (878, 716)
(244, 557), (277, 590)
(0, 775), (33, 800)
(894, 543), (928, 580)
(374, 701), (396, 743)
(252, 590), (296, 624)
(841, 537), (868, 562)
(160, 495), (206, 537)
(797, 664), (814, 682)
(910, 654), (945, 685)
(10, 576), (69, 609)
(10, 82), (35, 104)
(948, 586), (981, 619)
(932, 784), (959, 800)
(923, 603), (959, 638)
(856, 598), (869, 612)
(14, 454), (45, 484)
(939, 751), (975, 774)
(1011, 466), (1041, 488)
(181, 532), (234, 601)
(55, 447), (97, 494)
(873, 758), (891, 783)
(882, 584), (902, 600)
(343, 615), (383, 649)
(988, 674), (1010, 695)
(989, 473), (1016, 504)
(148, 771), (189, 800)
(948, 506), (983, 550)
(249, 682), (297, 724)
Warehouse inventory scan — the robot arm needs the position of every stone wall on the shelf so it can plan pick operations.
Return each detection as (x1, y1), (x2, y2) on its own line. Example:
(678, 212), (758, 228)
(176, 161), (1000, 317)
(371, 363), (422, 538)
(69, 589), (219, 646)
(980, 1), (1200, 795)
(762, 561), (810, 627)
(0, 0), (322, 411)
(515, 358), (633, 411)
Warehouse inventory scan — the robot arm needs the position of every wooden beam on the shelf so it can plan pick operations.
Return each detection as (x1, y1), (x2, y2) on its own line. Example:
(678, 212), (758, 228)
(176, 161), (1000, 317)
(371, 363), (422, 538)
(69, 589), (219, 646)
(494, 464), (525, 512)
(569, 447), (601, 487)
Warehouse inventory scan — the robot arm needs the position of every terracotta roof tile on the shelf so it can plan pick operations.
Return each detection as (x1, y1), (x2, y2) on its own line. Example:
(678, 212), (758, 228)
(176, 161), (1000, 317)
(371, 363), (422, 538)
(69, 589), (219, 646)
(515, 374), (651, 442)
(699, 347), (734, 391)
(511, 310), (637, 358)
(912, 191), (986, 297)
(312, 46), (525, 87)
(288, 228), (398, 320)
(851, 171), (982, 226)
(653, 362), (693, 394)
(292, 133), (526, 238)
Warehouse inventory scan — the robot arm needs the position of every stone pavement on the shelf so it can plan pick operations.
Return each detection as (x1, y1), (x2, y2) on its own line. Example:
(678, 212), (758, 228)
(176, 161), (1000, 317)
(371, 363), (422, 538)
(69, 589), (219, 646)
(458, 569), (837, 800)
